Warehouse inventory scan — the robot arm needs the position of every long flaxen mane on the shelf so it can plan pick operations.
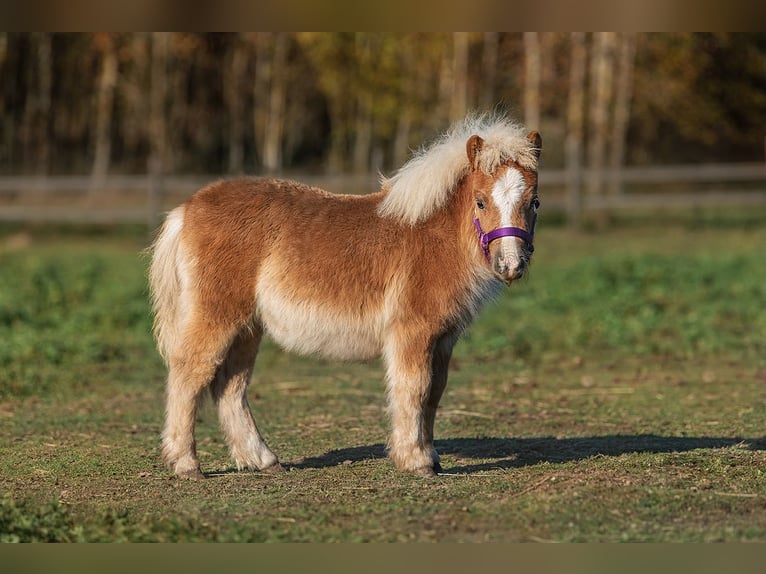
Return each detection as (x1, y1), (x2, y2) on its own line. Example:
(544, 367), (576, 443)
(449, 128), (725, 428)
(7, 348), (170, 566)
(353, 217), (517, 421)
(377, 114), (541, 225)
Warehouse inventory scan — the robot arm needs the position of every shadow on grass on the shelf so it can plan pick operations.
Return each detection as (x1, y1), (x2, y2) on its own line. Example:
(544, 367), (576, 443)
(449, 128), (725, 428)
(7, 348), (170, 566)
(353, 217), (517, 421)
(291, 435), (766, 474)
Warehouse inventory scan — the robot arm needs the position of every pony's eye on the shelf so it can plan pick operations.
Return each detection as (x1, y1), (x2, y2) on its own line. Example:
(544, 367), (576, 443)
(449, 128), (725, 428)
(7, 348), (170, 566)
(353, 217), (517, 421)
(476, 199), (485, 210)
(532, 198), (540, 210)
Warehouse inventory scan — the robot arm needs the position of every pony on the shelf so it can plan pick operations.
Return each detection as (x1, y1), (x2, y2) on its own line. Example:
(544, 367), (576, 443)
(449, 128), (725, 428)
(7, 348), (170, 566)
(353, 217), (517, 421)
(149, 114), (542, 479)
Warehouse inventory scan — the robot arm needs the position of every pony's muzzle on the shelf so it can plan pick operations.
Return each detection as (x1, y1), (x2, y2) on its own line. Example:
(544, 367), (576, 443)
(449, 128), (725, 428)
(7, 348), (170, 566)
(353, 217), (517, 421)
(493, 240), (529, 282)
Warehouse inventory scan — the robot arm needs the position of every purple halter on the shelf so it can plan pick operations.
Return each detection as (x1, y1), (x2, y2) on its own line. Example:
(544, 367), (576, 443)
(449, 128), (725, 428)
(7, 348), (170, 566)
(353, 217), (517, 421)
(473, 216), (535, 261)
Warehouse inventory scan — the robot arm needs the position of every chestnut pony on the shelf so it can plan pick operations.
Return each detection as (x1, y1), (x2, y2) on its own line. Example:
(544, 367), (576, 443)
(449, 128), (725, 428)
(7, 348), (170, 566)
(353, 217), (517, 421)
(149, 115), (542, 478)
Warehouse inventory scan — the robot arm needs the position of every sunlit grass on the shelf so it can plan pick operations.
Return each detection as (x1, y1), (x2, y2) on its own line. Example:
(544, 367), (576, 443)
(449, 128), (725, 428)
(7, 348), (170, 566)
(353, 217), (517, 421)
(1, 221), (764, 541)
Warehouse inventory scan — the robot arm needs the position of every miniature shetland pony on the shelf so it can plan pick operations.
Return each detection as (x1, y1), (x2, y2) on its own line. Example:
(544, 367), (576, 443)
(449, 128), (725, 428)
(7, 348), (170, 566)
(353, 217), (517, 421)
(149, 114), (542, 478)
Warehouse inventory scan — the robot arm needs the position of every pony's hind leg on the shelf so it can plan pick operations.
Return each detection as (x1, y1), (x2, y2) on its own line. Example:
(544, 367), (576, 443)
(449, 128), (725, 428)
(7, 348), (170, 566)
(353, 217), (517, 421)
(161, 322), (236, 479)
(162, 361), (217, 479)
(210, 325), (282, 473)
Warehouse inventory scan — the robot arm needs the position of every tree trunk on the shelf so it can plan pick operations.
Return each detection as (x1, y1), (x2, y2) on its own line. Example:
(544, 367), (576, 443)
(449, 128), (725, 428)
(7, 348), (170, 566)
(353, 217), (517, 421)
(523, 32), (541, 130)
(0, 33), (6, 92)
(451, 32), (469, 122)
(540, 32), (557, 96)
(225, 36), (247, 175)
(352, 91), (373, 173)
(609, 33), (636, 196)
(91, 33), (118, 193)
(479, 32), (498, 110)
(148, 32), (168, 229)
(121, 34), (150, 163)
(587, 32), (616, 200)
(263, 32), (289, 174)
(326, 98), (346, 174)
(565, 32), (587, 228)
(352, 34), (373, 174)
(252, 33), (268, 169)
(17, 33), (52, 176)
(149, 32), (168, 165)
(21, 34), (53, 175)
(36, 33), (52, 175)
(0, 33), (8, 167)
(392, 40), (412, 167)
(434, 37), (453, 132)
(393, 112), (412, 168)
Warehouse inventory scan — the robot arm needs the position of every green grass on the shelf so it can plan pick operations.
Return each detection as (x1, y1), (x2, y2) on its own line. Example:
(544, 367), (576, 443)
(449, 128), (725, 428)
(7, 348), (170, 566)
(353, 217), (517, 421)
(0, 219), (765, 542)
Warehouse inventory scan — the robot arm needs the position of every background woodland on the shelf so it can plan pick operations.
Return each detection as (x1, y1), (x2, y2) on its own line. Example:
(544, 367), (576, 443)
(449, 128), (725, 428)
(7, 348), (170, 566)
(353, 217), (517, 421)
(3, 32), (766, 181)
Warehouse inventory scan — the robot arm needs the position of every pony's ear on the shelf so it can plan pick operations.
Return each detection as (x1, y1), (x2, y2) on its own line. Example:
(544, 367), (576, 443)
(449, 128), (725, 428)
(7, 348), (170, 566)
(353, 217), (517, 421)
(466, 134), (484, 170)
(526, 131), (542, 161)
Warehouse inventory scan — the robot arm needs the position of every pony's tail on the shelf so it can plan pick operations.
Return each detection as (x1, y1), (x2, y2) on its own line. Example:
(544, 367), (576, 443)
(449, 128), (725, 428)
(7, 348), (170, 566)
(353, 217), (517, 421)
(148, 206), (187, 365)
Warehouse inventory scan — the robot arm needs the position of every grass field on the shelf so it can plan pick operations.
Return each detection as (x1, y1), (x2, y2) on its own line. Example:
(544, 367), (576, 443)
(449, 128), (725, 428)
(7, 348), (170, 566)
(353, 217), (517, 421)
(0, 213), (765, 542)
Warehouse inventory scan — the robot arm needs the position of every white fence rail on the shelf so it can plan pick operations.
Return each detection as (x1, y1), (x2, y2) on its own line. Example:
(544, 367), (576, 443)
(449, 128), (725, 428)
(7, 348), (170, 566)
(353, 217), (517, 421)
(1, 163), (766, 227)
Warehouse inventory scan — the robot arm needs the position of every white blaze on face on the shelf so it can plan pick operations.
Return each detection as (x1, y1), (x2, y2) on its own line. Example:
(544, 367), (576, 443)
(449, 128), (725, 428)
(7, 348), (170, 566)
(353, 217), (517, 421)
(490, 168), (526, 266)
(491, 168), (525, 226)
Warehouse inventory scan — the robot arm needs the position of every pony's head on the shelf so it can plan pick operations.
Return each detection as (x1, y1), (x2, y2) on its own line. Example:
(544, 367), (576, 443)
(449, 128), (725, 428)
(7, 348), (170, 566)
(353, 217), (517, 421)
(466, 131), (542, 283)
(377, 113), (542, 283)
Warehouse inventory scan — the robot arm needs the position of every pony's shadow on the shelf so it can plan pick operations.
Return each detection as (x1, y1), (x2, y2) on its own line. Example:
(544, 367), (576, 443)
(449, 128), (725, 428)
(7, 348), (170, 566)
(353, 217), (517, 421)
(291, 434), (766, 474)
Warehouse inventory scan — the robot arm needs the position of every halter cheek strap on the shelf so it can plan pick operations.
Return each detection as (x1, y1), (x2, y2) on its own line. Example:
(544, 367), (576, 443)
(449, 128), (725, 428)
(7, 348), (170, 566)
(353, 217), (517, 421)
(473, 216), (535, 261)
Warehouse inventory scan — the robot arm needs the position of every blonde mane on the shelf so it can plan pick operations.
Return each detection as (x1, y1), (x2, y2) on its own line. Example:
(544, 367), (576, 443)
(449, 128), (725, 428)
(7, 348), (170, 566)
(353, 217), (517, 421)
(377, 114), (540, 225)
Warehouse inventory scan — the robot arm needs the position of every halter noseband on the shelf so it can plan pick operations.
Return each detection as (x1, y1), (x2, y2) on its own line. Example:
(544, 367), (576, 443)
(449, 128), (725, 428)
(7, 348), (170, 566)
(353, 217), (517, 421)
(473, 216), (535, 262)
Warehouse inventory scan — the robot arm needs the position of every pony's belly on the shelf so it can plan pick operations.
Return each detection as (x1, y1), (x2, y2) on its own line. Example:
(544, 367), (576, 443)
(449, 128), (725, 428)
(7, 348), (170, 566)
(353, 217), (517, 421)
(255, 285), (384, 361)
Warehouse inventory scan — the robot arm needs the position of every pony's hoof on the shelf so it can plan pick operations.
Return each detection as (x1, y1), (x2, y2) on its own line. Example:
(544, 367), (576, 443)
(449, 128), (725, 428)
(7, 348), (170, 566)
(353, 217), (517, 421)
(433, 461), (443, 474)
(261, 462), (285, 474)
(413, 466), (437, 478)
(177, 468), (205, 480)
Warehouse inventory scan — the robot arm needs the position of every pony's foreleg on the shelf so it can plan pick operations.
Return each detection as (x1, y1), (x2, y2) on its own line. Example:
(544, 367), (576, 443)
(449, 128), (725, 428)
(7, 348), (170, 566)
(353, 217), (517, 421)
(384, 329), (437, 477)
(210, 326), (282, 473)
(422, 335), (456, 473)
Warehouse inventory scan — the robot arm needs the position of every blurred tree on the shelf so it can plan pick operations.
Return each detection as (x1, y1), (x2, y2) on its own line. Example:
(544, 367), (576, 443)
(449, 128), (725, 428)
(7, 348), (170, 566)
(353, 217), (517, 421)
(479, 32), (499, 110)
(391, 34), (419, 168)
(565, 32), (587, 228)
(523, 32), (541, 131)
(91, 33), (118, 190)
(352, 33), (374, 174)
(252, 32), (268, 168)
(36, 33), (52, 175)
(224, 33), (248, 175)
(119, 33), (150, 172)
(631, 33), (766, 164)
(149, 32), (169, 173)
(388, 34), (440, 168)
(48, 34), (98, 174)
(18, 33), (53, 175)
(451, 32), (470, 122)
(609, 33), (636, 194)
(262, 32), (290, 174)
(2, 33), (766, 178)
(587, 32), (616, 199)
(0, 33), (7, 168)
(296, 33), (355, 174)
(539, 32), (557, 98)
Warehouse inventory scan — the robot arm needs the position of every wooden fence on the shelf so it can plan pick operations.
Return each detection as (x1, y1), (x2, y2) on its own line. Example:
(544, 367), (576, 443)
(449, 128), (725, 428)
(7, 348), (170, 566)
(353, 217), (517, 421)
(1, 163), (766, 228)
